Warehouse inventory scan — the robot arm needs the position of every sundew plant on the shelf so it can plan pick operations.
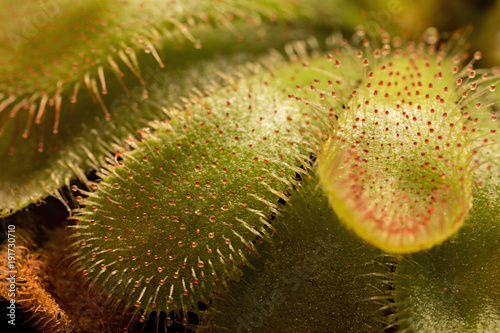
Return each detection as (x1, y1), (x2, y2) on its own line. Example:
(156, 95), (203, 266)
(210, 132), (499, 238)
(0, 1), (499, 333)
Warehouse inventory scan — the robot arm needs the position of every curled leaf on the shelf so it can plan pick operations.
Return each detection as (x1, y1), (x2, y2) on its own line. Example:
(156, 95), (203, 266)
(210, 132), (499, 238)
(317, 32), (498, 253)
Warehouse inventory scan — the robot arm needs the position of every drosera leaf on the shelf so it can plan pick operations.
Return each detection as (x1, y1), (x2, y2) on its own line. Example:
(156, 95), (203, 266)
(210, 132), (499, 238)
(0, 0), (345, 217)
(316, 28), (500, 253)
(391, 127), (500, 332)
(0, 0), (341, 106)
(199, 173), (390, 333)
(70, 57), (332, 326)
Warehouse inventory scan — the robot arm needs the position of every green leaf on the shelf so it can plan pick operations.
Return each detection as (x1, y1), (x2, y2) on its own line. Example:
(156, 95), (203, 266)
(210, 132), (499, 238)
(72, 58), (328, 318)
(317, 33), (499, 253)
